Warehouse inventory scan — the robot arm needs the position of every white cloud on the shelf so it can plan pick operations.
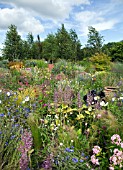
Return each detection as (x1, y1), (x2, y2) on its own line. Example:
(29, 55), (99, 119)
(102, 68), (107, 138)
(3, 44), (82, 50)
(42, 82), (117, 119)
(0, 0), (91, 21)
(74, 6), (122, 37)
(0, 8), (44, 34)
(0, 0), (123, 47)
(92, 20), (119, 32)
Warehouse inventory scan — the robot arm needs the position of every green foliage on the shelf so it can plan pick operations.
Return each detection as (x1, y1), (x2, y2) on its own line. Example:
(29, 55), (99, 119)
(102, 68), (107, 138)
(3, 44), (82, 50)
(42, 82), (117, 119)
(42, 33), (58, 62)
(87, 26), (104, 55)
(52, 59), (73, 76)
(42, 24), (81, 62)
(27, 115), (42, 150)
(0, 60), (9, 68)
(0, 118), (21, 169)
(111, 62), (123, 78)
(25, 59), (48, 68)
(56, 24), (74, 60)
(89, 52), (111, 71)
(2, 25), (23, 61)
(103, 41), (123, 62)
(23, 33), (40, 60)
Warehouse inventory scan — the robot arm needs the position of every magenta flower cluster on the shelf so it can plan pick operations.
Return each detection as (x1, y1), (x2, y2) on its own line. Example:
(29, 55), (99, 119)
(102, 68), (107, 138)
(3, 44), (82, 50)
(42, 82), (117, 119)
(18, 129), (33, 170)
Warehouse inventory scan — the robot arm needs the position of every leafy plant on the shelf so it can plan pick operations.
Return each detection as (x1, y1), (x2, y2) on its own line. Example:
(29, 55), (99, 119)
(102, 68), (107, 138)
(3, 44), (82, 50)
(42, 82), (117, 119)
(89, 53), (111, 71)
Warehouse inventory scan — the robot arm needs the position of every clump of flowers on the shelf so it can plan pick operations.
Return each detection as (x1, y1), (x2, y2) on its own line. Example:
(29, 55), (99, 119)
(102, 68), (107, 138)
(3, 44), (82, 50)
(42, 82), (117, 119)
(91, 146), (101, 166)
(109, 134), (123, 169)
(90, 134), (123, 169)
(18, 129), (33, 170)
(111, 134), (122, 146)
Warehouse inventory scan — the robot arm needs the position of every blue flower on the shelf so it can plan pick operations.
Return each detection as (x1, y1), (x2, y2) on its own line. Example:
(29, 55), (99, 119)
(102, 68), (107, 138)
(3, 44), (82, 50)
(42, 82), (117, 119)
(80, 159), (84, 163)
(71, 146), (74, 149)
(12, 124), (19, 129)
(72, 158), (78, 163)
(25, 108), (30, 113)
(8, 112), (11, 116)
(65, 156), (70, 160)
(65, 148), (74, 152)
(0, 113), (4, 117)
(5, 142), (8, 146)
(81, 152), (85, 156)
(26, 168), (30, 170)
(10, 135), (16, 139)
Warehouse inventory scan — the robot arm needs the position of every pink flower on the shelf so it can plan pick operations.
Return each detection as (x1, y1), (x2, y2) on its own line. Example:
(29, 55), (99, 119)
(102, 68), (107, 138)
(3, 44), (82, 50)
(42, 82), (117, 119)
(109, 166), (114, 170)
(121, 142), (123, 148)
(92, 146), (101, 154)
(114, 149), (122, 157)
(91, 155), (99, 165)
(111, 134), (121, 146)
(97, 114), (101, 119)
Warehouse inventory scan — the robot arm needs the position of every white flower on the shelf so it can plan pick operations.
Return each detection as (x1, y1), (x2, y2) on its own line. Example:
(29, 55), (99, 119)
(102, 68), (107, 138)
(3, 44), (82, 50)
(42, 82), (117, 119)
(54, 127), (58, 131)
(55, 115), (59, 119)
(100, 101), (108, 106)
(0, 89), (2, 93)
(85, 122), (88, 126)
(112, 97), (115, 101)
(25, 96), (30, 102)
(119, 97), (123, 100)
(94, 96), (100, 100)
(7, 92), (11, 96)
(88, 107), (92, 111)
(60, 143), (63, 146)
(0, 100), (2, 104)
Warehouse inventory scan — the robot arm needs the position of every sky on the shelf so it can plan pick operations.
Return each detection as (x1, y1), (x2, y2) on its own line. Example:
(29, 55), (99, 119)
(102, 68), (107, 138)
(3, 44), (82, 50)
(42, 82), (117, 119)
(0, 0), (123, 55)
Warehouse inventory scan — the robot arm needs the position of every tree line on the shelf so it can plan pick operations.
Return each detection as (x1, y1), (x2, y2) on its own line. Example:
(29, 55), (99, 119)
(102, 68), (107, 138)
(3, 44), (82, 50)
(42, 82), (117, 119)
(1, 24), (123, 62)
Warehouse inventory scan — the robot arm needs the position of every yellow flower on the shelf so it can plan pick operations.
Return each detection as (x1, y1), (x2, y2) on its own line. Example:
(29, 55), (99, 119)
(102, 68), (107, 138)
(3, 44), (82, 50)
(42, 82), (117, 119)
(76, 114), (85, 120)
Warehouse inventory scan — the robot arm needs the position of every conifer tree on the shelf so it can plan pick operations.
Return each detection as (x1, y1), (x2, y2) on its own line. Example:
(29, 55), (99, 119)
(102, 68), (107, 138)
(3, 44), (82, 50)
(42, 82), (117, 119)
(2, 24), (23, 61)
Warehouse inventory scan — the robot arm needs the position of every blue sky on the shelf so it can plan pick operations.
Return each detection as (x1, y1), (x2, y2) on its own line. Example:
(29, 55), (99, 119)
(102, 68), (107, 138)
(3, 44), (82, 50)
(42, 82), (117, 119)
(0, 0), (123, 54)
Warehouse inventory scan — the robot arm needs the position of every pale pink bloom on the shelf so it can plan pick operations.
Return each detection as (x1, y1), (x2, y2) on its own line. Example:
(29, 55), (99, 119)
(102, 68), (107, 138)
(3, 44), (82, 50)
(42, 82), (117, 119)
(111, 134), (121, 146)
(121, 142), (123, 148)
(109, 166), (114, 170)
(110, 155), (117, 165)
(120, 164), (123, 168)
(97, 114), (101, 119)
(91, 155), (99, 165)
(92, 146), (101, 154)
